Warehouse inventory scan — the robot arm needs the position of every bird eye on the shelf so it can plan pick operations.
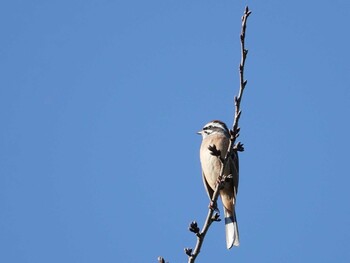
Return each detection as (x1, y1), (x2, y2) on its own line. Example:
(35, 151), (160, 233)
(203, 125), (213, 131)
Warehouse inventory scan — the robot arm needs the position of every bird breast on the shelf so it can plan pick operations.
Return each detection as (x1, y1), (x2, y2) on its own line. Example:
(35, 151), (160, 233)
(200, 134), (230, 190)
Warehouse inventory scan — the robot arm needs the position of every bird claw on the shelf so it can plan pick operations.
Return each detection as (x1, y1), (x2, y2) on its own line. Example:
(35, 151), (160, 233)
(216, 177), (225, 189)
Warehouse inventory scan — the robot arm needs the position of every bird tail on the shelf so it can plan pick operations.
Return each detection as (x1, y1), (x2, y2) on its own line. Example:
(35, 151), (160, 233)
(224, 206), (239, 249)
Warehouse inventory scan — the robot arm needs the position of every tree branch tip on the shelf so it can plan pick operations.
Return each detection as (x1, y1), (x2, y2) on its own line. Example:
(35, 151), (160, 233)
(234, 142), (245, 152)
(184, 248), (193, 256)
(189, 221), (200, 234)
(245, 6), (252, 16)
(211, 212), (221, 222)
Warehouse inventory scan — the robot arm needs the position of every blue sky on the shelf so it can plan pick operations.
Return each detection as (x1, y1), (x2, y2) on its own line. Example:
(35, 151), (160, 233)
(1, 0), (350, 262)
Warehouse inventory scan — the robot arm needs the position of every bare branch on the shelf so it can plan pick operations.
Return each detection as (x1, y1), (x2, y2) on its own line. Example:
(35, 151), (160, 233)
(186, 6), (251, 263)
(231, 6), (251, 146)
(158, 6), (251, 263)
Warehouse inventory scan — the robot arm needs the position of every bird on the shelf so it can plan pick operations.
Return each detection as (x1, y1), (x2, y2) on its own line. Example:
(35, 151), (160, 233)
(197, 120), (239, 249)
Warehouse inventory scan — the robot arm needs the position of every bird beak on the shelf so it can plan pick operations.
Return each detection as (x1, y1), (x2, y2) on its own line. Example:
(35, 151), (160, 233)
(197, 130), (203, 135)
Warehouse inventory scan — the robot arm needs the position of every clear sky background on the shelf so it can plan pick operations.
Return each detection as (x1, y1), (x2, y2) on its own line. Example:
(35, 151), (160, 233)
(1, 0), (350, 262)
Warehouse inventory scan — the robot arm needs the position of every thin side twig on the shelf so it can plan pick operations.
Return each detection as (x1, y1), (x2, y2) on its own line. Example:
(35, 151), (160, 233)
(186, 6), (251, 263)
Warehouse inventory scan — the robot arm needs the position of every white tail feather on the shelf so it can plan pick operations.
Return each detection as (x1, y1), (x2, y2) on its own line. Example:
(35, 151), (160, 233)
(224, 207), (239, 249)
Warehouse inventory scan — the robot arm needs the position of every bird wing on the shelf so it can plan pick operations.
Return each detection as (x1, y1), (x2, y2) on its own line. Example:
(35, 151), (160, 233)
(202, 171), (214, 200)
(230, 151), (239, 198)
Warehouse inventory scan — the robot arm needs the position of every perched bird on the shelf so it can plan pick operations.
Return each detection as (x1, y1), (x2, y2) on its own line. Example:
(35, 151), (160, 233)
(197, 120), (239, 249)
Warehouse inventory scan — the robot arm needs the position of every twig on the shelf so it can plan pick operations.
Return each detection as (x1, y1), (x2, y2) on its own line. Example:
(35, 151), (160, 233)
(232, 6), (251, 146)
(186, 6), (251, 263)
